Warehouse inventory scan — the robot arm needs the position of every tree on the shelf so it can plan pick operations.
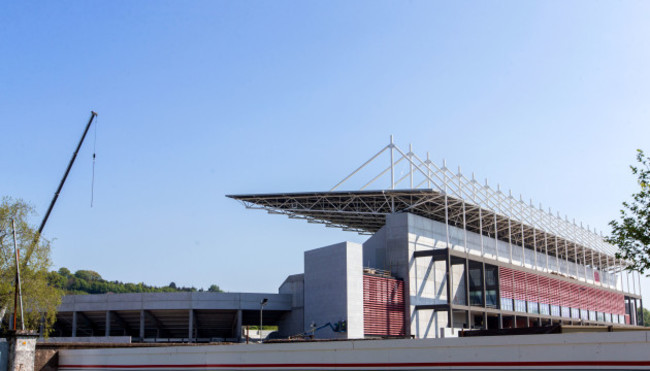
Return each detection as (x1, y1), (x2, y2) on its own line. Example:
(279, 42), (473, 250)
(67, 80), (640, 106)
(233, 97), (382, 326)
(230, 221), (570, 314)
(74, 270), (102, 282)
(208, 284), (222, 293)
(0, 197), (62, 332)
(607, 150), (650, 274)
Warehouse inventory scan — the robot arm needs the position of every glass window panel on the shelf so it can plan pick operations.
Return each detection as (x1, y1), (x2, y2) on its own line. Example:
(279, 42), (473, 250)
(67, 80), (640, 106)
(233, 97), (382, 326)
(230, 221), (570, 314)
(501, 298), (513, 311)
(540, 303), (550, 315)
(561, 307), (571, 318)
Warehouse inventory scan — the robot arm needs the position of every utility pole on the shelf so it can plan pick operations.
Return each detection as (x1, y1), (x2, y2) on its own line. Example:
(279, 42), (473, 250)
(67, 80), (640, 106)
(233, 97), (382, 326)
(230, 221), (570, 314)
(12, 219), (24, 331)
(259, 298), (268, 342)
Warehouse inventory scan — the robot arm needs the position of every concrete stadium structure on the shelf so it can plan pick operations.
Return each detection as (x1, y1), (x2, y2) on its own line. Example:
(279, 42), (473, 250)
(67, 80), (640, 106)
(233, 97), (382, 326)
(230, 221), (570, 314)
(52, 293), (291, 342)
(52, 139), (644, 341)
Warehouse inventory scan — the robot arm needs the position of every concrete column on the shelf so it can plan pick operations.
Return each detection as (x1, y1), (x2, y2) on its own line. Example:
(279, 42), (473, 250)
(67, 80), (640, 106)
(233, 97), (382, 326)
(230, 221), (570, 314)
(464, 259), (471, 321)
(188, 309), (194, 342)
(72, 311), (77, 337)
(139, 310), (145, 340)
(446, 249), (453, 327)
(498, 313), (503, 329)
(8, 331), (38, 371)
(105, 311), (111, 337)
(481, 262), (487, 309)
(235, 310), (242, 342)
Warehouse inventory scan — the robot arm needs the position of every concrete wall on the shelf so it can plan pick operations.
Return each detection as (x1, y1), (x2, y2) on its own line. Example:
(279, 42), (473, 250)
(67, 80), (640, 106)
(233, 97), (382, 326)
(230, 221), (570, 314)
(363, 213), (465, 339)
(411, 309), (451, 339)
(277, 274), (304, 338)
(60, 292), (292, 312)
(304, 242), (364, 339)
(57, 331), (650, 369)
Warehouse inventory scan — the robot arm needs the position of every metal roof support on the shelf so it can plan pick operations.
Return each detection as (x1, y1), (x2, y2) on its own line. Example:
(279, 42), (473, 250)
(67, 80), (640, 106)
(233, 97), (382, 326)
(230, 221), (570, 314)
(458, 168), (469, 257)
(390, 136), (394, 190)
(532, 213), (539, 271)
(573, 221), (580, 279)
(409, 144), (414, 190)
(550, 212), (560, 271)
(520, 197), (526, 268)
(330, 143), (391, 192)
(598, 253), (603, 287)
(233, 138), (630, 277)
(564, 235), (570, 277)
(426, 153), (431, 189)
(472, 176), (485, 258)
(504, 192), (514, 264)
(540, 204), (550, 273)
(590, 250), (596, 284)
(583, 243), (588, 283)
(443, 160), (452, 253)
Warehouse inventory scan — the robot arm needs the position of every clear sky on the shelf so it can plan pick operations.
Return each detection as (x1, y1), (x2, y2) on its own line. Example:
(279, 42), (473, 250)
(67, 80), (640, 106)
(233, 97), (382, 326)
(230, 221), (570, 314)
(2, 1), (649, 302)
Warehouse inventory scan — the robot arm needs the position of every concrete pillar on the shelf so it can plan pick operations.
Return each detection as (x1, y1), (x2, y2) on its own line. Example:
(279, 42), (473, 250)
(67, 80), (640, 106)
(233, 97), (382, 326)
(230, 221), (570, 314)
(188, 309), (194, 343)
(463, 260), (470, 305)
(446, 250), (453, 327)
(139, 310), (145, 341)
(235, 310), (242, 342)
(481, 262), (487, 308)
(8, 330), (38, 371)
(72, 311), (77, 337)
(498, 313), (503, 329)
(105, 311), (111, 337)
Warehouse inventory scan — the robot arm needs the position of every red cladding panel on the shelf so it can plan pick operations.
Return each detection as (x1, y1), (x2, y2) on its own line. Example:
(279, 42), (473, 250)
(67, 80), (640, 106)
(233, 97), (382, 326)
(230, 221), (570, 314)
(363, 275), (405, 337)
(525, 274), (539, 303)
(496, 267), (625, 316)
(499, 267), (514, 299)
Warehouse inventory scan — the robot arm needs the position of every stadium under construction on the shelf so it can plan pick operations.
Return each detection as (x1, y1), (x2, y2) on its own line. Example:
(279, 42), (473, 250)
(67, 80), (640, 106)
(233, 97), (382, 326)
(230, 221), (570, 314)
(53, 139), (644, 341)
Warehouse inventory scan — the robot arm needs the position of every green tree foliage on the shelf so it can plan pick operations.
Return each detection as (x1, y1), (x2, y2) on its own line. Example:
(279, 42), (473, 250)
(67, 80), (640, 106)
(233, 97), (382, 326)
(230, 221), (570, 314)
(643, 308), (650, 327)
(607, 150), (650, 273)
(0, 197), (61, 332)
(47, 269), (223, 295)
(74, 270), (102, 282)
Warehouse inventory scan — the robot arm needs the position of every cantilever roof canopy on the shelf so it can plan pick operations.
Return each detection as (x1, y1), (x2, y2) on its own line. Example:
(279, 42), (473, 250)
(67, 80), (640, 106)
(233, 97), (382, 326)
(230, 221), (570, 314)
(228, 139), (624, 272)
(227, 189), (621, 272)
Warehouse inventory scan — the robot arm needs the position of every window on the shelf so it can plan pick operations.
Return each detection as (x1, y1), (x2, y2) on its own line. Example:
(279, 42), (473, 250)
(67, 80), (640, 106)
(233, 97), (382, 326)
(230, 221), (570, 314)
(515, 299), (526, 313)
(501, 298), (513, 311)
(561, 307), (571, 318)
(540, 303), (550, 315)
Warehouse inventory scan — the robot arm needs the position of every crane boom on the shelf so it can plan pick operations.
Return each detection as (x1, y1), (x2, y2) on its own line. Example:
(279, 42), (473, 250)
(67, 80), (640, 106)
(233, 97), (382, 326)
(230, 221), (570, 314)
(24, 111), (98, 264)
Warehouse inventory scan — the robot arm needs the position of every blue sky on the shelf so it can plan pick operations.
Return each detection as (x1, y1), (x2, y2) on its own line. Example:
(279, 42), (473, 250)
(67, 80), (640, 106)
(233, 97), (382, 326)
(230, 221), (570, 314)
(2, 1), (650, 301)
